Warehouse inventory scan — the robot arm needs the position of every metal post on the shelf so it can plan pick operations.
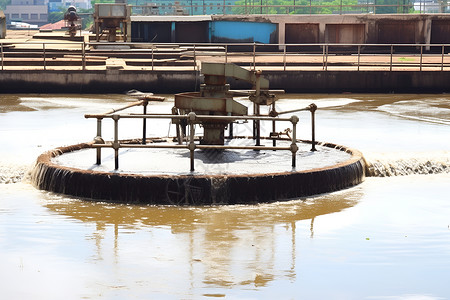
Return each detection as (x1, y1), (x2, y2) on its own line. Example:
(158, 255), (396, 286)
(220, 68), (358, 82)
(255, 104), (260, 146)
(272, 102), (276, 147)
(151, 45), (154, 71)
(96, 118), (103, 165)
(43, 43), (46, 70)
(290, 115), (299, 168)
(82, 42), (86, 71)
(283, 45), (286, 71)
(357, 44), (361, 71)
(229, 121), (233, 139)
(390, 44), (393, 72)
(225, 44), (228, 64)
(142, 100), (148, 145)
(310, 103), (317, 151)
(322, 44), (325, 70)
(254, 72), (261, 146)
(253, 42), (256, 70)
(325, 44), (328, 71)
(441, 45), (445, 71)
(193, 44), (197, 71)
(113, 115), (120, 170)
(188, 112), (196, 172)
(420, 45), (423, 71)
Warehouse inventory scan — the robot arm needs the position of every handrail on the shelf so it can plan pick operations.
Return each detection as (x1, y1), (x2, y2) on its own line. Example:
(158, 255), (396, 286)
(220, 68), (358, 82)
(129, 2), (443, 16)
(84, 101), (317, 171)
(1, 41), (450, 72)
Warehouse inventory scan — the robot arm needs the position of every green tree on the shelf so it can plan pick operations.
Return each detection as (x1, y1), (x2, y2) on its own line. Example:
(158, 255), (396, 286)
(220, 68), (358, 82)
(48, 8), (66, 24)
(232, 0), (360, 14)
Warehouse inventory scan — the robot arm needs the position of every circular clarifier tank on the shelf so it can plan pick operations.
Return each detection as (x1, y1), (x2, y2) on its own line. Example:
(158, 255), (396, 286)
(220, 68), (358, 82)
(31, 137), (366, 205)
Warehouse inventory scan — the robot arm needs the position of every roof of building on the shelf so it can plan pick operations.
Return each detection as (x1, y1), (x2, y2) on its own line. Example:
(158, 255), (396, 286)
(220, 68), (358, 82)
(40, 19), (66, 30)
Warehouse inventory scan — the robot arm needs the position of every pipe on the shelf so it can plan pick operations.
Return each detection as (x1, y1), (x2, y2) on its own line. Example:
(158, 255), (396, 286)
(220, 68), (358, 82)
(142, 100), (148, 145)
(188, 112), (196, 172)
(113, 114), (120, 170)
(290, 115), (299, 168)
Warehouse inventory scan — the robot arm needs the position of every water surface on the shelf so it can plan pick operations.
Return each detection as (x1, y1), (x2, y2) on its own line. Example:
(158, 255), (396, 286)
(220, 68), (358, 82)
(1, 93), (449, 299)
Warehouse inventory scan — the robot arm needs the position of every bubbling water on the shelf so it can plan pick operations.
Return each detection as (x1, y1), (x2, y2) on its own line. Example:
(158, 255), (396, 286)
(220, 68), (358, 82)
(364, 151), (450, 177)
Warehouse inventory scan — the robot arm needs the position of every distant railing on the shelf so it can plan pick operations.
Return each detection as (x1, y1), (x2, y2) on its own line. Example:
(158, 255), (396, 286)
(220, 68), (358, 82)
(129, 1), (447, 16)
(2, 41), (450, 72)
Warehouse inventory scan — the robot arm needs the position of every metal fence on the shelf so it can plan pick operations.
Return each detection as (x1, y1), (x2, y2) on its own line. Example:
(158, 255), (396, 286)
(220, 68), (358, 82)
(2, 41), (450, 72)
(130, 1), (449, 16)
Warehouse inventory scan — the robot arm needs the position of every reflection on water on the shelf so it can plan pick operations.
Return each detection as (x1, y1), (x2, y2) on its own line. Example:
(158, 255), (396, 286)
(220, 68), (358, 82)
(1, 94), (450, 299)
(42, 188), (360, 288)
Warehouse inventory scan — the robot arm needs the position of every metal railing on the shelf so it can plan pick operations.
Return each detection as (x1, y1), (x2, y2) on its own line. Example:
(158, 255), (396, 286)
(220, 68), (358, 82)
(2, 41), (450, 72)
(84, 99), (317, 172)
(130, 1), (447, 16)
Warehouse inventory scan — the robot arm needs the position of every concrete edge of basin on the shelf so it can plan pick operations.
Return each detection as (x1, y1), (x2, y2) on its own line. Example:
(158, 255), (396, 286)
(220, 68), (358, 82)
(30, 140), (366, 205)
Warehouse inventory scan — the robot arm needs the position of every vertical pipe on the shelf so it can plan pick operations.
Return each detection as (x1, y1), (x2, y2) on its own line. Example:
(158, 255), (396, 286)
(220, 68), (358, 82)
(225, 44), (228, 64)
(325, 44), (328, 71)
(253, 42), (256, 71)
(420, 45), (423, 71)
(1, 43), (3, 71)
(322, 44), (325, 70)
(151, 45), (154, 71)
(290, 116), (299, 168)
(229, 121), (233, 139)
(310, 104), (317, 151)
(96, 118), (103, 165)
(194, 44), (197, 71)
(272, 103), (276, 148)
(113, 115), (120, 170)
(82, 41), (86, 71)
(189, 115), (195, 172)
(357, 44), (360, 71)
(283, 45), (286, 71)
(254, 73), (261, 146)
(255, 105), (260, 146)
(43, 43), (46, 71)
(390, 44), (393, 72)
(142, 100), (148, 145)
(441, 44), (445, 71)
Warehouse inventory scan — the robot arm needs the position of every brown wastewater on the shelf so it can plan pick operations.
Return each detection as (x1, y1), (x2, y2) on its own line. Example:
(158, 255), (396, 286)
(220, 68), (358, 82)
(1, 93), (449, 299)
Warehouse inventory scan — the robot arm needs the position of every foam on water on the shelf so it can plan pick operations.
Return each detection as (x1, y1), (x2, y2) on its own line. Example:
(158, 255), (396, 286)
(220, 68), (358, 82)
(364, 151), (450, 177)
(0, 163), (30, 184)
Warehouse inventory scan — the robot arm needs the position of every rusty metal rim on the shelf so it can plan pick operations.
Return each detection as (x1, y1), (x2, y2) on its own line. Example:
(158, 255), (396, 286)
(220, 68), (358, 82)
(30, 137), (366, 204)
(32, 137), (366, 179)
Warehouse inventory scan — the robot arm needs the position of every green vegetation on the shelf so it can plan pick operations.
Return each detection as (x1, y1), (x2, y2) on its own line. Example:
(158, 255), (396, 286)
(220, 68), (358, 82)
(231, 0), (415, 14)
(233, 0), (361, 14)
(46, 0), (115, 29)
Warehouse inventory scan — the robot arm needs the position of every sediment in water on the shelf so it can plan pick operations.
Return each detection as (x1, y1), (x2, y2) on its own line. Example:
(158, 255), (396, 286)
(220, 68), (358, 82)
(30, 141), (366, 205)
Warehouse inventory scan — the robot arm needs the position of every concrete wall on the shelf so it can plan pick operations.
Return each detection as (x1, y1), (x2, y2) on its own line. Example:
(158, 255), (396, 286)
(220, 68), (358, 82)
(131, 14), (450, 48)
(2, 69), (450, 94)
